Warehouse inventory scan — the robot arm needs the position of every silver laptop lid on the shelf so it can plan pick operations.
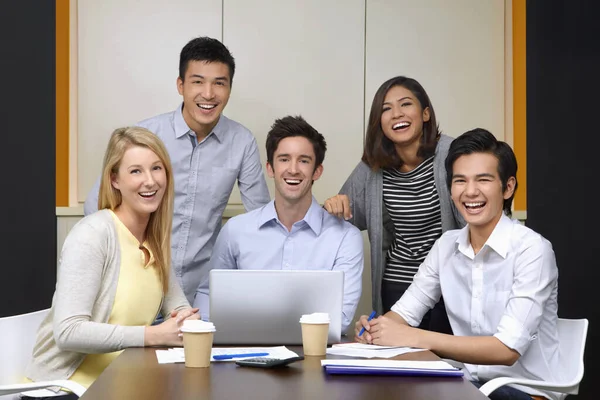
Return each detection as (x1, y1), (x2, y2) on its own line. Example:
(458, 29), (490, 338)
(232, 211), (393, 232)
(208, 270), (343, 345)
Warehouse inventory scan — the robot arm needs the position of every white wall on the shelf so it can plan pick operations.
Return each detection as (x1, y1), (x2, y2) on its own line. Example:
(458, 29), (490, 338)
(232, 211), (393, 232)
(76, 0), (506, 204)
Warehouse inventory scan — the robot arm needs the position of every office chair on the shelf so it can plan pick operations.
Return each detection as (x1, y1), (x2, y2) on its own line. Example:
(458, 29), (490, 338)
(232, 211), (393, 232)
(0, 309), (86, 399)
(479, 318), (589, 399)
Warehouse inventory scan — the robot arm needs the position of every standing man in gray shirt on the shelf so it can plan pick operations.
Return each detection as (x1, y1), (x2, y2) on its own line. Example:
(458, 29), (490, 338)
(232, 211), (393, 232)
(84, 37), (270, 307)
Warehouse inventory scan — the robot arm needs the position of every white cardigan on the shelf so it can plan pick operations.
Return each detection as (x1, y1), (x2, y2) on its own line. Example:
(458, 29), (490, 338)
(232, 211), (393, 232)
(25, 209), (190, 382)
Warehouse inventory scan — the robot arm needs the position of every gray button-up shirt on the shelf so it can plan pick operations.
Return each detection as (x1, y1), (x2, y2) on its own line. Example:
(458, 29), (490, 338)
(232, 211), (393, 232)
(84, 104), (270, 304)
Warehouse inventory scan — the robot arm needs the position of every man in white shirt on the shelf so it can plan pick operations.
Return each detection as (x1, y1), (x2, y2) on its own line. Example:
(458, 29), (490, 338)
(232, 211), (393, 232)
(355, 128), (560, 400)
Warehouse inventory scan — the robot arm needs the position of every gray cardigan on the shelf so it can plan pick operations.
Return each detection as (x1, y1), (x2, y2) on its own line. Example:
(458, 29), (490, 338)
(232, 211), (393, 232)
(26, 209), (190, 383)
(340, 135), (465, 315)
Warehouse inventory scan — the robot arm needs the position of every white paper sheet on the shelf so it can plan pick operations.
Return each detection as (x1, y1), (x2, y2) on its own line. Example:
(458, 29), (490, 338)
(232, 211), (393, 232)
(332, 343), (407, 350)
(155, 346), (299, 364)
(326, 343), (426, 358)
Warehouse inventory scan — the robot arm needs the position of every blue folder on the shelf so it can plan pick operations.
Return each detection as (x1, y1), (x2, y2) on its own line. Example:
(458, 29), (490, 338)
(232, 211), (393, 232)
(323, 364), (464, 377)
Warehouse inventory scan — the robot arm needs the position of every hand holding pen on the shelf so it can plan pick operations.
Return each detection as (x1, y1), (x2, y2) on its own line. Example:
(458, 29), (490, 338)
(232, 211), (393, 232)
(355, 311), (376, 343)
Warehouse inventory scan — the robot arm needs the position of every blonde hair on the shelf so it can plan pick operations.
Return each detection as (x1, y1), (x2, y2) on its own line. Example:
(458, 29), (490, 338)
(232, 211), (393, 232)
(98, 126), (174, 293)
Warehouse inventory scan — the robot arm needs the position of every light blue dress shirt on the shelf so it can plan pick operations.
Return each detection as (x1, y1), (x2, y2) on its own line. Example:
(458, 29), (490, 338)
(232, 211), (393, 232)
(84, 104), (270, 303)
(195, 197), (364, 332)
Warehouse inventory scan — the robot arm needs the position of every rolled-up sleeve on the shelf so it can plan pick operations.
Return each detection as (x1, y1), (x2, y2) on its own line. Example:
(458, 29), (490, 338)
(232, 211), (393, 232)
(238, 136), (270, 211)
(494, 238), (558, 355)
(391, 240), (442, 327)
(334, 226), (364, 332)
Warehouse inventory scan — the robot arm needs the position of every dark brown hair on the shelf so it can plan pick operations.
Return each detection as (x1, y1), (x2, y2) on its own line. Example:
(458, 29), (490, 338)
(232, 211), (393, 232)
(362, 76), (440, 170)
(266, 115), (327, 169)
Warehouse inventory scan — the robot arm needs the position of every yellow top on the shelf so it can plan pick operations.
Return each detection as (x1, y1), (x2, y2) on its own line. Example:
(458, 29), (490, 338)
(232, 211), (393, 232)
(69, 210), (162, 388)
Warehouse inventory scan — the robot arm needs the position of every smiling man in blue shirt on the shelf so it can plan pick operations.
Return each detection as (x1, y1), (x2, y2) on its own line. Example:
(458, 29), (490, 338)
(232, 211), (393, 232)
(84, 37), (270, 305)
(195, 116), (364, 332)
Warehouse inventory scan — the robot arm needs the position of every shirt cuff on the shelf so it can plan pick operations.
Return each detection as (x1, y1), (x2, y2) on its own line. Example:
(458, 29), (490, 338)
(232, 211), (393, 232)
(390, 296), (422, 327)
(494, 314), (532, 355)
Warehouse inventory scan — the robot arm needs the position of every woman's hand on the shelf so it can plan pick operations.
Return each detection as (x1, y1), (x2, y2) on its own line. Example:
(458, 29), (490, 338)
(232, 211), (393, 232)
(172, 307), (200, 327)
(323, 194), (352, 220)
(144, 308), (199, 347)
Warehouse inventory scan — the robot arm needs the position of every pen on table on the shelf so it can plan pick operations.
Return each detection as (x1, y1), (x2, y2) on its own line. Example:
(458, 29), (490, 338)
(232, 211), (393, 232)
(212, 352), (269, 360)
(358, 310), (377, 337)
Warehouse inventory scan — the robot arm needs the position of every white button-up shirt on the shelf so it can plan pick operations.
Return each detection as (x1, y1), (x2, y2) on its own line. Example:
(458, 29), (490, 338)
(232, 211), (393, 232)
(392, 214), (561, 399)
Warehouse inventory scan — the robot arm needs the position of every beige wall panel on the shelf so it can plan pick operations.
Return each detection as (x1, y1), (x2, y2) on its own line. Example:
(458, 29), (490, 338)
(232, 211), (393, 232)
(366, 0), (505, 140)
(223, 0), (365, 203)
(77, 0), (222, 202)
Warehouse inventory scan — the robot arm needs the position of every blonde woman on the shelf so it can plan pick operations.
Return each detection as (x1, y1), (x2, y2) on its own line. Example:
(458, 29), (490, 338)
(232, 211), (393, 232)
(25, 127), (198, 397)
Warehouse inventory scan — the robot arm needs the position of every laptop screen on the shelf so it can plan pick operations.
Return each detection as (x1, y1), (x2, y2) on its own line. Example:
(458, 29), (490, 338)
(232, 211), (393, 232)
(208, 270), (343, 345)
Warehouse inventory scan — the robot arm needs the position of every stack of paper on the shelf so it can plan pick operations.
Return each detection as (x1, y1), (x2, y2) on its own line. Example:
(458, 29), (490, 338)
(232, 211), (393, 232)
(321, 359), (463, 377)
(326, 342), (426, 358)
(155, 346), (299, 364)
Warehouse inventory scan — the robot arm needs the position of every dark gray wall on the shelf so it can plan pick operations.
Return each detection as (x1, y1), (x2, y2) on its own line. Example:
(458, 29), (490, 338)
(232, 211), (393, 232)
(0, 1), (57, 317)
(526, 1), (600, 398)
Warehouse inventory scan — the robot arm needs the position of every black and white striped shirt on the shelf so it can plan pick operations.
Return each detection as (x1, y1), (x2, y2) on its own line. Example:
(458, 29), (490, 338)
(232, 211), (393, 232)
(382, 156), (442, 284)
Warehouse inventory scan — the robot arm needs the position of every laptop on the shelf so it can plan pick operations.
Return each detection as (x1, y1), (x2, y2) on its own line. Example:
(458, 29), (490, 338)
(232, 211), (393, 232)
(208, 270), (343, 345)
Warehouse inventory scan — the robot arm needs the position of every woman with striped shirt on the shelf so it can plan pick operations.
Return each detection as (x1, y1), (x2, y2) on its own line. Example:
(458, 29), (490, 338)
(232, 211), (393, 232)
(324, 76), (464, 333)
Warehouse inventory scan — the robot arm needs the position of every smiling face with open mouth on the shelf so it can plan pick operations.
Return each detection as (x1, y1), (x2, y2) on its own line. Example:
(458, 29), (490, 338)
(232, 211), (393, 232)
(267, 136), (323, 207)
(111, 145), (167, 221)
(177, 60), (232, 138)
(380, 85), (430, 153)
(450, 152), (515, 238)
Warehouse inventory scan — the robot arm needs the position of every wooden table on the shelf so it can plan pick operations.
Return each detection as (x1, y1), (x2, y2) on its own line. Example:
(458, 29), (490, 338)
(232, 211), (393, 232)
(80, 346), (489, 400)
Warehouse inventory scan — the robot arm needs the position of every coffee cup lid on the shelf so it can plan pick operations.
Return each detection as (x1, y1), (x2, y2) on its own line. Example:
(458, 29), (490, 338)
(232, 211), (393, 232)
(299, 312), (330, 324)
(180, 320), (216, 333)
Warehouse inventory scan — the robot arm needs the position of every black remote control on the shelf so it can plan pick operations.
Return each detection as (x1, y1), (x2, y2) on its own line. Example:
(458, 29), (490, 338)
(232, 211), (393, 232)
(235, 356), (305, 368)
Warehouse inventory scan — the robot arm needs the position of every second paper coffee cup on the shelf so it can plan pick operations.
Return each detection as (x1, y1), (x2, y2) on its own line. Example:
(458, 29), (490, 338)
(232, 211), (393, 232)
(299, 312), (330, 356)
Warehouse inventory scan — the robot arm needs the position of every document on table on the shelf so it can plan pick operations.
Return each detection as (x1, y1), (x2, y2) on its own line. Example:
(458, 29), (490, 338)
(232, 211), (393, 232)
(321, 359), (463, 377)
(155, 346), (299, 364)
(326, 342), (426, 358)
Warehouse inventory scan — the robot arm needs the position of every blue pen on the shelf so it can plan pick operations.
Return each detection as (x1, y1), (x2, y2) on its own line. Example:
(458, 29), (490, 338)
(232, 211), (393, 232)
(358, 310), (377, 337)
(212, 352), (269, 360)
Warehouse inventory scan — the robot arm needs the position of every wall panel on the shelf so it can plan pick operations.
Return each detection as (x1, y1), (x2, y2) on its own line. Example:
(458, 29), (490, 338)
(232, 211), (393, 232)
(222, 0), (365, 203)
(526, 1), (600, 398)
(365, 0), (505, 140)
(77, 0), (222, 202)
(0, 0), (57, 316)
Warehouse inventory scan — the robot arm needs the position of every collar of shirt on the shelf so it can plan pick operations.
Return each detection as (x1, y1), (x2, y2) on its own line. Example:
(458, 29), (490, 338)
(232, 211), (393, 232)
(173, 103), (225, 143)
(257, 197), (323, 235)
(455, 213), (512, 259)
